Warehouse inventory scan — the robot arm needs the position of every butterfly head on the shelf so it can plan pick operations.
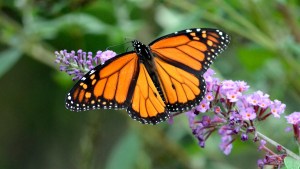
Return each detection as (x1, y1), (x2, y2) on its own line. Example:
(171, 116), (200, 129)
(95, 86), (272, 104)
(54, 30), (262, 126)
(132, 40), (151, 59)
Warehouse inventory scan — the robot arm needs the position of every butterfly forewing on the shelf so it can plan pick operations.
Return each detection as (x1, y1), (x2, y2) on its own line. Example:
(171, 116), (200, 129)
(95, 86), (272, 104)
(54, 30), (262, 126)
(149, 28), (230, 111)
(66, 52), (139, 111)
(150, 28), (230, 75)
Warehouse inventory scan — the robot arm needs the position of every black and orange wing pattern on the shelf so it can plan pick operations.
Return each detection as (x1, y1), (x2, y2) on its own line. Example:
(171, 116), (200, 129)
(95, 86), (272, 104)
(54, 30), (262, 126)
(66, 52), (139, 111)
(66, 52), (169, 124)
(149, 28), (230, 111)
(152, 57), (206, 111)
(127, 63), (169, 124)
(66, 28), (230, 125)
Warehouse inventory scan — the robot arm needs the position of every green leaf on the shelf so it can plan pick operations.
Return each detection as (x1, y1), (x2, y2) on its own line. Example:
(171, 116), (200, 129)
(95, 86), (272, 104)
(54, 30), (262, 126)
(237, 44), (274, 71)
(105, 130), (141, 169)
(0, 49), (22, 78)
(28, 13), (109, 39)
(284, 157), (300, 169)
(160, 10), (203, 35)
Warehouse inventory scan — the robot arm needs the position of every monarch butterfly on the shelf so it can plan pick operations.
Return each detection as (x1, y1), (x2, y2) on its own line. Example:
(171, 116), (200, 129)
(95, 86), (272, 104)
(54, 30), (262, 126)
(66, 28), (230, 124)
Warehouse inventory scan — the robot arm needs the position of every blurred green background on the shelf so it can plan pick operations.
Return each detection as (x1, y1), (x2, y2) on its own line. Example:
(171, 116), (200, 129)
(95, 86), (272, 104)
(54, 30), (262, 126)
(1, 0), (300, 169)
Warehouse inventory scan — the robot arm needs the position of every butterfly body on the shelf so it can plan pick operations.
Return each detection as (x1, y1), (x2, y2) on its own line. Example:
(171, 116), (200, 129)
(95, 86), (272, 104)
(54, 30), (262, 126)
(66, 28), (230, 124)
(132, 40), (152, 60)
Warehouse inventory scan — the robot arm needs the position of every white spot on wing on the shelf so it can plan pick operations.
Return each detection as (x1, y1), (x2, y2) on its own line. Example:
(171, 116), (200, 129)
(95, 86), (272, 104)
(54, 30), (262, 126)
(89, 69), (95, 75)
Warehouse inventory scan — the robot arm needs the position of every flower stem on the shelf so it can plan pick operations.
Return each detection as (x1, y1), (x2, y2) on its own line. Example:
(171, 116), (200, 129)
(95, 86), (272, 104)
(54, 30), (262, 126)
(256, 131), (300, 160)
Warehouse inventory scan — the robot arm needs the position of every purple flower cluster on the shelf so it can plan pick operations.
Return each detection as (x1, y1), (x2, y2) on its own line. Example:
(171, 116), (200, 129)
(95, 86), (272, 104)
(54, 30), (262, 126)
(257, 153), (286, 169)
(54, 49), (116, 80)
(285, 112), (300, 143)
(285, 112), (300, 125)
(186, 68), (286, 155)
(257, 140), (286, 168)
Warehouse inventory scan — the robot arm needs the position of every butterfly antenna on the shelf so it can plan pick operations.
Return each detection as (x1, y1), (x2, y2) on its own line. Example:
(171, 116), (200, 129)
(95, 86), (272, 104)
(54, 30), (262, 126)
(124, 37), (135, 42)
(126, 46), (131, 52)
(106, 42), (125, 50)
(123, 37), (137, 52)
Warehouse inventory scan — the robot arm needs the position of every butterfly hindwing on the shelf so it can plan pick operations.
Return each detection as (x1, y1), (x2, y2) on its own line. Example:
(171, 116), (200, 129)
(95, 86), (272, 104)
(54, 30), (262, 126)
(66, 52), (139, 111)
(153, 57), (206, 112)
(127, 63), (169, 124)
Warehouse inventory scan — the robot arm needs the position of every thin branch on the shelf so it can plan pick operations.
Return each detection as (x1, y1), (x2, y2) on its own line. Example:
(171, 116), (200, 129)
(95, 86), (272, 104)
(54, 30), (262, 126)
(256, 131), (300, 160)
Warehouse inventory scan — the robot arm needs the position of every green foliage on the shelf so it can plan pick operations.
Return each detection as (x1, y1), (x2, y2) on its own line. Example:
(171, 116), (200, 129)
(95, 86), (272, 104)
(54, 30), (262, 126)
(29, 13), (110, 39)
(237, 44), (273, 71)
(105, 130), (141, 169)
(0, 49), (21, 78)
(284, 157), (300, 169)
(1, 0), (300, 169)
